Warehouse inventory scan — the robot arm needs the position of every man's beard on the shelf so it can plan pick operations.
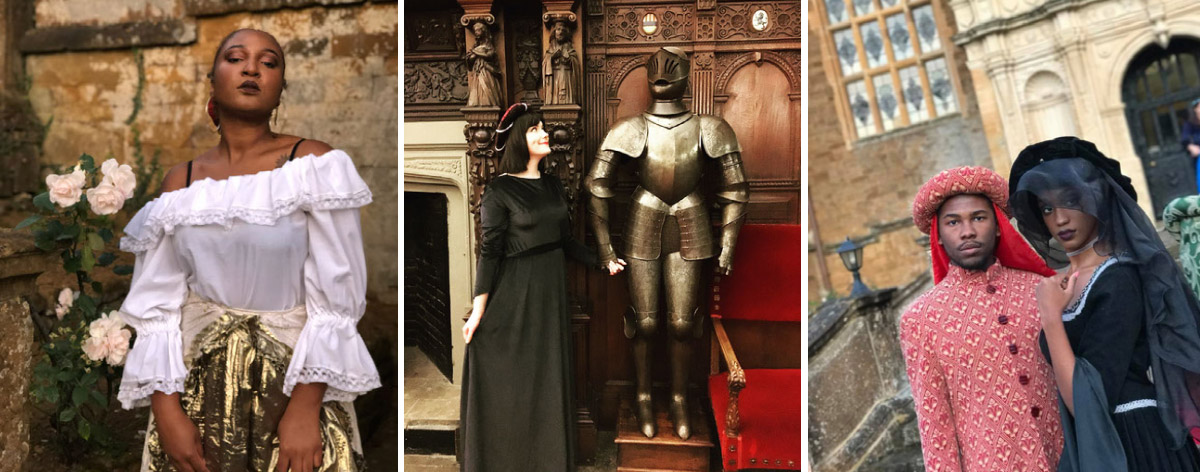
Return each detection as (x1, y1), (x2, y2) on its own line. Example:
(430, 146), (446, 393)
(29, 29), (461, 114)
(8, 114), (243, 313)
(950, 252), (996, 272)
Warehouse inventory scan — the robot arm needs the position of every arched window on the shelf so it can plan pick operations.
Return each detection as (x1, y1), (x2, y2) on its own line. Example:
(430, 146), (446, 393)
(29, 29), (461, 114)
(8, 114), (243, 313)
(816, 0), (959, 139)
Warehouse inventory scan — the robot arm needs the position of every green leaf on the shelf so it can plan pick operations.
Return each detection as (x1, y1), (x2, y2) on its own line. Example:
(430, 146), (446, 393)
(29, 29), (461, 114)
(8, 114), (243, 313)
(81, 246), (96, 272)
(33, 235), (55, 252)
(98, 228), (114, 243)
(72, 386), (87, 407)
(91, 281), (104, 293)
(59, 408), (75, 422)
(33, 192), (53, 211)
(14, 214), (41, 230)
(80, 370), (98, 387)
(63, 256), (81, 273)
(75, 294), (96, 317)
(77, 417), (91, 440)
(86, 232), (104, 251)
(45, 388), (59, 404)
(90, 390), (107, 408)
(96, 252), (115, 267)
(56, 370), (74, 382)
(113, 265), (133, 276)
(79, 154), (95, 172)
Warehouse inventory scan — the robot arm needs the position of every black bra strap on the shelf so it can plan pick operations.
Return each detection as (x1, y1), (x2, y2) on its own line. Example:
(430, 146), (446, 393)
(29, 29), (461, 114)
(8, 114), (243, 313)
(288, 138), (306, 162)
(186, 160), (193, 187)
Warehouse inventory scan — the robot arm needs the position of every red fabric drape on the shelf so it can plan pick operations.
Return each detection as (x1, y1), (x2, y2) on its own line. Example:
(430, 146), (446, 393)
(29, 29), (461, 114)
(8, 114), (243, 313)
(930, 203), (1056, 283)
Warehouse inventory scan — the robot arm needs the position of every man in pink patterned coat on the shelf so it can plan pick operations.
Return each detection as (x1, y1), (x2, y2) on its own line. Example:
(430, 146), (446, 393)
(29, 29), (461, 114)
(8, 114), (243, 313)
(900, 166), (1064, 471)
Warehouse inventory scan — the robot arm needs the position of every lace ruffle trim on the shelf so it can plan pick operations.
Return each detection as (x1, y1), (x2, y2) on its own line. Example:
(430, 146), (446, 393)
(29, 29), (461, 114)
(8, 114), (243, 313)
(284, 367), (382, 402)
(120, 190), (372, 253)
(118, 377), (186, 410)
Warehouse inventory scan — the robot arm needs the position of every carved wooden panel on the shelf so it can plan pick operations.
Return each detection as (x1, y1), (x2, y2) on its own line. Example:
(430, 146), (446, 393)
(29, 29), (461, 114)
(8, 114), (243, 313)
(714, 2), (802, 41)
(723, 62), (798, 182)
(606, 5), (695, 43)
(405, 10), (465, 54)
(403, 61), (469, 105)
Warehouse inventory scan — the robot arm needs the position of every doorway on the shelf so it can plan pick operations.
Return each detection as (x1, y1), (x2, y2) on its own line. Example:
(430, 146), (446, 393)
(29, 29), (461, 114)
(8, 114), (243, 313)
(1122, 36), (1200, 217)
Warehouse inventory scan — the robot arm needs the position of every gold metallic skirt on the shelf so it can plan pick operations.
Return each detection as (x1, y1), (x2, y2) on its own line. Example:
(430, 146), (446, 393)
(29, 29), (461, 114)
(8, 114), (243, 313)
(142, 293), (365, 471)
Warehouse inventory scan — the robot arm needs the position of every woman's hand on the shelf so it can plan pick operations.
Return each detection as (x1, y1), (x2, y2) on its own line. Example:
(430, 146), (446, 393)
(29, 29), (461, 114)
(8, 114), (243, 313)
(463, 312), (482, 344)
(277, 383), (326, 472)
(606, 258), (627, 275)
(1189, 144), (1200, 158)
(151, 393), (210, 472)
(1038, 272), (1078, 328)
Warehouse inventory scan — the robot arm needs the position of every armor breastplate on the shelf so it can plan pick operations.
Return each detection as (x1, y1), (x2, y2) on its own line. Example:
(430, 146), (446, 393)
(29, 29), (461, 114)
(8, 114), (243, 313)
(639, 114), (702, 206)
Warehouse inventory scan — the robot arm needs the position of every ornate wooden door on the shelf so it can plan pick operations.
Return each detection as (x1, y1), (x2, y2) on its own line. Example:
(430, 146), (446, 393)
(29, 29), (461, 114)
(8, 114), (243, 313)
(1122, 37), (1200, 217)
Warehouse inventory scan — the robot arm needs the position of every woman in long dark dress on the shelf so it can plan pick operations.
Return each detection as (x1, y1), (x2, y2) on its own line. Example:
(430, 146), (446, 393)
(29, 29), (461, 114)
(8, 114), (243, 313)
(1009, 137), (1200, 472)
(459, 103), (625, 471)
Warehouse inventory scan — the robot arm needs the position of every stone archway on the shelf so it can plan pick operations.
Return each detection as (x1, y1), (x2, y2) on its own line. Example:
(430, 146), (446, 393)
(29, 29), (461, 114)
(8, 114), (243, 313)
(1121, 36), (1200, 217)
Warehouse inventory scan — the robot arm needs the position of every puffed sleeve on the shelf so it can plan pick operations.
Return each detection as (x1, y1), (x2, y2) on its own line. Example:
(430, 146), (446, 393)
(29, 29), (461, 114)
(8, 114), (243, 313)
(899, 302), (964, 472)
(284, 206), (382, 402)
(117, 209), (190, 409)
(474, 182), (508, 296)
(1075, 263), (1144, 408)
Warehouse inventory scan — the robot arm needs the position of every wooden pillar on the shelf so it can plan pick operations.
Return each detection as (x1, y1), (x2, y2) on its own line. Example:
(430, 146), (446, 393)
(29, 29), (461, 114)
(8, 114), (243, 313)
(458, 1), (503, 258)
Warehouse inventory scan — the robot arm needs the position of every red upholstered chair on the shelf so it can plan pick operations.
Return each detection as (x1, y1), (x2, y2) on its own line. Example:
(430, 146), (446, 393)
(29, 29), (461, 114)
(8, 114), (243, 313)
(708, 224), (803, 470)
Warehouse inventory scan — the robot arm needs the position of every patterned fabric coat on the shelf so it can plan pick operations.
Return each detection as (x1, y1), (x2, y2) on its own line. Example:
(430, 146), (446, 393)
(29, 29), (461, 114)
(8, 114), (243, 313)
(900, 262), (1063, 472)
(1164, 195), (1200, 299)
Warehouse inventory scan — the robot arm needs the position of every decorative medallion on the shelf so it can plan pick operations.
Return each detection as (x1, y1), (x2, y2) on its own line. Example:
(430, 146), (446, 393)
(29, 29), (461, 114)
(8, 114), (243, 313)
(752, 9), (769, 31)
(642, 12), (659, 36)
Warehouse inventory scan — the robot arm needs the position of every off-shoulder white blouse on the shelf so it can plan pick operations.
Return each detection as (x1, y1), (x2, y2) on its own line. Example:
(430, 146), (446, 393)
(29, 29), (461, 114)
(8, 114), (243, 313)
(116, 150), (381, 409)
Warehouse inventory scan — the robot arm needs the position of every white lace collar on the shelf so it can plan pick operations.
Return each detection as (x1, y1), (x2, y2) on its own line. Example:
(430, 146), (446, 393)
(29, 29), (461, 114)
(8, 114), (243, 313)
(120, 150), (372, 254)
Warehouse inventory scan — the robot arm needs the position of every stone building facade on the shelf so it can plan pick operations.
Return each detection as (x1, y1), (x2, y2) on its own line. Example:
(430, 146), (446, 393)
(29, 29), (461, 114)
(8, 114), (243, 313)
(808, 0), (991, 301)
(950, 0), (1200, 221)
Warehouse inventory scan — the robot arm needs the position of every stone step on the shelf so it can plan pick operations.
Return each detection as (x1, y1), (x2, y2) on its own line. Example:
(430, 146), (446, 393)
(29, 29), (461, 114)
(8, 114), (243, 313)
(615, 401), (712, 472)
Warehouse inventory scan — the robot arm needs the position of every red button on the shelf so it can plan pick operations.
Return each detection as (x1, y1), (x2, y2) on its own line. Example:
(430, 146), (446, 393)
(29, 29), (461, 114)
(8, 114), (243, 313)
(1008, 345), (1019, 355)
(1019, 374), (1029, 385)
(998, 315), (1009, 325)
(986, 285), (997, 294)
(1031, 406), (1041, 418)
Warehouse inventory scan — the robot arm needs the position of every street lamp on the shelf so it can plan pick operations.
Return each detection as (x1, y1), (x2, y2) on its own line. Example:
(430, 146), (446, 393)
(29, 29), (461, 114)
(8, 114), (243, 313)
(837, 237), (870, 298)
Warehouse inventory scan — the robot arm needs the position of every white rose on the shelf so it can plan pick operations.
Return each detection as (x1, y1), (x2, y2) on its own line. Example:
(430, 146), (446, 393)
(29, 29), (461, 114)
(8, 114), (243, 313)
(54, 306), (68, 320)
(86, 181), (125, 215)
(81, 335), (108, 362)
(104, 328), (132, 365)
(100, 159), (136, 199)
(45, 169), (86, 208)
(87, 312), (119, 339)
(57, 288), (74, 309)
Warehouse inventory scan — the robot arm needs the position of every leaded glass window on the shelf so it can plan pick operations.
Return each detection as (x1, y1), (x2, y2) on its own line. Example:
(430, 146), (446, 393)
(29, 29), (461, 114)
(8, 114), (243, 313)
(848, 80), (876, 138)
(817, 0), (961, 139)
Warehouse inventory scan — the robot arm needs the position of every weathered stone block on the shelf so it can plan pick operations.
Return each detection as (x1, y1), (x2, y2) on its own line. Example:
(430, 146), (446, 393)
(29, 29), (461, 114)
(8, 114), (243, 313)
(20, 20), (197, 53)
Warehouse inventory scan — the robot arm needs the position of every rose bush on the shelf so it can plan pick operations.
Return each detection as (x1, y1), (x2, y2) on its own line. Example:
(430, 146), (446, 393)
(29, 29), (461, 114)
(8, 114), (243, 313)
(20, 154), (140, 455)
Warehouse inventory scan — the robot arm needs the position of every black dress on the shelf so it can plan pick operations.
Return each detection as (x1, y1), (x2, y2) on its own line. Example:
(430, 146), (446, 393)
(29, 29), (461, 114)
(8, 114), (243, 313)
(460, 174), (598, 472)
(1040, 258), (1200, 471)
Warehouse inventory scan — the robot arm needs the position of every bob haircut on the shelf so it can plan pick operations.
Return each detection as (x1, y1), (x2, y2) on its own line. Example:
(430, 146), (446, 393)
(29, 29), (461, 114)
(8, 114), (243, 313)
(496, 111), (545, 175)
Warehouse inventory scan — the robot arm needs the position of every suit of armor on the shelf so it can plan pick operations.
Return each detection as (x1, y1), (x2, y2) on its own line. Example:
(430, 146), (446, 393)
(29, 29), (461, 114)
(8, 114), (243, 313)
(585, 48), (749, 439)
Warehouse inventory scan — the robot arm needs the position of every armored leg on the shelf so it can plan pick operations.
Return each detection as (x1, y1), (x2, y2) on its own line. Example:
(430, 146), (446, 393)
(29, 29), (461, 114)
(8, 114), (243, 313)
(626, 257), (661, 438)
(663, 251), (703, 440)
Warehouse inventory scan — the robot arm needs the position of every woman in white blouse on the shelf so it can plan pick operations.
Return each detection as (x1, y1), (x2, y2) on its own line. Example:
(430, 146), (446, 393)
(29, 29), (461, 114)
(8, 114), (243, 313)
(116, 29), (379, 472)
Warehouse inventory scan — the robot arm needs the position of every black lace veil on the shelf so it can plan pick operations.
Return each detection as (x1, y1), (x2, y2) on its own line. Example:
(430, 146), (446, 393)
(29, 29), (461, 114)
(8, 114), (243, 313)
(1010, 138), (1200, 448)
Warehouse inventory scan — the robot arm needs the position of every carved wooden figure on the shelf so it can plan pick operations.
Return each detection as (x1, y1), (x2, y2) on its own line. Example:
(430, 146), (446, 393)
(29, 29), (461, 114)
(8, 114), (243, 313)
(465, 20), (503, 107)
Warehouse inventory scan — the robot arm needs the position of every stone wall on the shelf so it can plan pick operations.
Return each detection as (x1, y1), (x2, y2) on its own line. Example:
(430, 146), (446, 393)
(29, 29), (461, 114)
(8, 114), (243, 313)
(807, 0), (991, 301)
(19, 0), (398, 306)
(808, 276), (931, 472)
(0, 230), (56, 472)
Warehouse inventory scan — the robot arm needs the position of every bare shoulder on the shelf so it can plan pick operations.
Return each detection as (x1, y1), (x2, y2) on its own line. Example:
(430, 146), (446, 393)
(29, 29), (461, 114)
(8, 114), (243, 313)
(294, 139), (335, 159)
(160, 161), (190, 193)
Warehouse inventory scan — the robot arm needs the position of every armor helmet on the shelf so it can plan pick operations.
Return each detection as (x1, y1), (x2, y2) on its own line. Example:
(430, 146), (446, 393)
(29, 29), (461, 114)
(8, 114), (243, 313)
(646, 47), (689, 100)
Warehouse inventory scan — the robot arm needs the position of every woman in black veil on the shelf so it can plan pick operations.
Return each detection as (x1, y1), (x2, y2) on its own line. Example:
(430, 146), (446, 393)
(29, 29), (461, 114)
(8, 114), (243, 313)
(1009, 137), (1200, 471)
